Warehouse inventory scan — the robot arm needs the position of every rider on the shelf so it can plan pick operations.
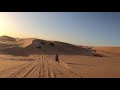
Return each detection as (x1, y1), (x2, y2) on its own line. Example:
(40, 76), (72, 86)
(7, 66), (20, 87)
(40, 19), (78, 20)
(55, 53), (59, 63)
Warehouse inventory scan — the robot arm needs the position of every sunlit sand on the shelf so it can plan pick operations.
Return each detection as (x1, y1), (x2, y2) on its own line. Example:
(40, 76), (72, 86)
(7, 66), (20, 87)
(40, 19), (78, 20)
(0, 36), (120, 78)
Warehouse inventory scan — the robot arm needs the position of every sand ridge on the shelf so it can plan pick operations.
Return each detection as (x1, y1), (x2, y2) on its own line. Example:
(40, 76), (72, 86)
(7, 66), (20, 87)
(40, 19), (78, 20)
(0, 36), (120, 78)
(0, 36), (98, 56)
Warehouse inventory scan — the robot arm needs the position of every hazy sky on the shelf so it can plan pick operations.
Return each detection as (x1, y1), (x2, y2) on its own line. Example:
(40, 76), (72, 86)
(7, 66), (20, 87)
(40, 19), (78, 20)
(0, 12), (120, 46)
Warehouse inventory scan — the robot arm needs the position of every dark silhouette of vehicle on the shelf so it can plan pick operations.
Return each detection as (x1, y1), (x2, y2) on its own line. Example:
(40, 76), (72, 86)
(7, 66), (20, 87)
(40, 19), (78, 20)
(55, 53), (59, 63)
(37, 45), (41, 49)
(93, 54), (103, 57)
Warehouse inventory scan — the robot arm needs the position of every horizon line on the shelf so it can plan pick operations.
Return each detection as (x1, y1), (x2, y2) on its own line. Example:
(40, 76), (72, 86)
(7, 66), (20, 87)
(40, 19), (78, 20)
(0, 35), (120, 47)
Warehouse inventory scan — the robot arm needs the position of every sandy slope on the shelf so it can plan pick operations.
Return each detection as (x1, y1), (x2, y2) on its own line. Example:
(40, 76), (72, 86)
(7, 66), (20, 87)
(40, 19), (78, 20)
(0, 55), (83, 78)
(0, 54), (120, 78)
(0, 36), (97, 56)
(0, 36), (94, 78)
(0, 36), (120, 78)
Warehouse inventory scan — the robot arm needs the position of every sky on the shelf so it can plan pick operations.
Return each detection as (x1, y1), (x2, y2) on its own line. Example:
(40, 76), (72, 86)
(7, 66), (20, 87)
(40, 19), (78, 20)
(0, 12), (120, 46)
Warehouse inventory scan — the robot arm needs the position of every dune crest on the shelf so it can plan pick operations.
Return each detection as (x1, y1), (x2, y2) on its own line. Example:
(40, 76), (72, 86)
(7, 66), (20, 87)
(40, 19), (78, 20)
(0, 36), (98, 56)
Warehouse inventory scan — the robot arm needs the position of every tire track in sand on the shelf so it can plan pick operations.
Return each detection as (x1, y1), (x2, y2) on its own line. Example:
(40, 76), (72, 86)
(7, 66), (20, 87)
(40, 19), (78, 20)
(0, 55), (83, 78)
(8, 60), (39, 78)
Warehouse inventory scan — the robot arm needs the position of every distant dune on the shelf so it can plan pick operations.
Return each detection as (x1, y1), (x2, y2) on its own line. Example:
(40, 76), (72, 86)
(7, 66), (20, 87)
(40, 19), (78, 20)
(0, 35), (16, 42)
(0, 36), (97, 56)
(93, 46), (120, 56)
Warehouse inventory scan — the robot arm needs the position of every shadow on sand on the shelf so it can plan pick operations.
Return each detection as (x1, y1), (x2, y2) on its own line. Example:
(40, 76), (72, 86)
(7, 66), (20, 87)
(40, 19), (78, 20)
(0, 39), (104, 57)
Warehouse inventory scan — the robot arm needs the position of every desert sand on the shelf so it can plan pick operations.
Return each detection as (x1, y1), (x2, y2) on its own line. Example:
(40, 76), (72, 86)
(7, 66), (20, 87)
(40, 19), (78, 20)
(0, 36), (120, 78)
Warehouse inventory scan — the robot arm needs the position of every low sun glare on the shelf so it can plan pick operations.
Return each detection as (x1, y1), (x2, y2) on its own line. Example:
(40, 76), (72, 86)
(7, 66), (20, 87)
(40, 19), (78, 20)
(0, 13), (8, 36)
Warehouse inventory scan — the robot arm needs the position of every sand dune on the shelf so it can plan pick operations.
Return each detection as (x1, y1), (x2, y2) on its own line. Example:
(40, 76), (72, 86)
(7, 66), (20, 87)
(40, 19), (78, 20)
(0, 36), (16, 42)
(0, 36), (120, 78)
(93, 46), (120, 56)
(0, 36), (98, 56)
